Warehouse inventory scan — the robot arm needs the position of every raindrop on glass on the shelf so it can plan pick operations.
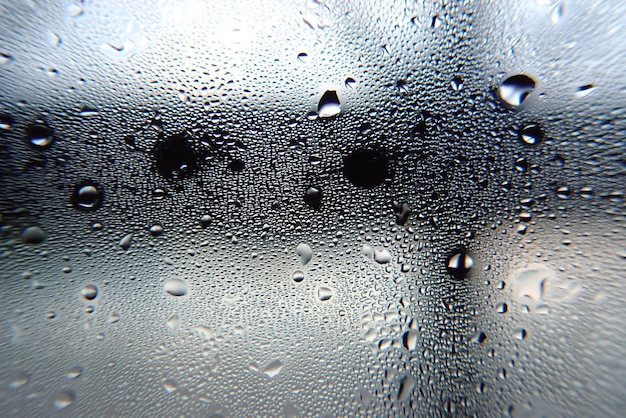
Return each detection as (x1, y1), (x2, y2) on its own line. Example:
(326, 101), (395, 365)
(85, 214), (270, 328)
(498, 74), (536, 107)
(165, 278), (188, 297)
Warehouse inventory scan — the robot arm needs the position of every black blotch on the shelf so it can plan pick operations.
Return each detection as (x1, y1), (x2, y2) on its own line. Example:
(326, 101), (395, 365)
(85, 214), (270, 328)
(343, 149), (389, 188)
(228, 159), (245, 172)
(154, 132), (197, 179)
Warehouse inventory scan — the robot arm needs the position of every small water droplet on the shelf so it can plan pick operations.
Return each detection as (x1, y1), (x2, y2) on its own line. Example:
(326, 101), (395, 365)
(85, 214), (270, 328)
(446, 250), (474, 280)
(21, 226), (47, 244)
(26, 120), (54, 148)
(496, 302), (508, 313)
(80, 284), (98, 301)
(292, 270), (305, 283)
(165, 278), (188, 297)
(318, 287), (333, 301)
(0, 51), (13, 65)
(345, 77), (356, 88)
(72, 182), (103, 210)
(53, 390), (75, 410)
(519, 124), (543, 145)
(317, 90), (341, 118)
(499, 74), (536, 107)
(228, 159), (245, 172)
(297, 52), (308, 62)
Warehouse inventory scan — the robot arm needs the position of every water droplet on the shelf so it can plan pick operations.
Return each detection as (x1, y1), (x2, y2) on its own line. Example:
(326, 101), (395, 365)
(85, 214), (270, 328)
(513, 328), (527, 340)
(469, 331), (487, 344)
(165, 278), (188, 297)
(26, 120), (54, 148)
(496, 302), (508, 313)
(79, 106), (99, 117)
(66, 366), (82, 379)
(108, 313), (121, 324)
(343, 149), (389, 188)
(166, 314), (181, 330)
(263, 359), (284, 378)
(8, 372), (29, 389)
(402, 330), (418, 350)
(119, 233), (133, 250)
(574, 84), (596, 98)
(451, 76), (464, 91)
(0, 51), (13, 65)
(72, 182), (103, 210)
(373, 248), (392, 264)
(304, 186), (322, 210)
(200, 214), (212, 227)
(550, 2), (564, 24)
(80, 284), (98, 301)
(296, 243), (313, 265)
(519, 124), (543, 145)
(21, 226), (47, 244)
(149, 224), (163, 236)
(318, 287), (333, 301)
(317, 90), (341, 118)
(0, 114), (13, 129)
(154, 132), (197, 179)
(345, 77), (356, 88)
(446, 250), (474, 280)
(512, 265), (552, 311)
(499, 74), (536, 107)
(292, 270), (305, 283)
(163, 378), (177, 393)
(397, 375), (415, 402)
(53, 390), (75, 410)
(297, 52), (308, 62)
(431, 15), (442, 29)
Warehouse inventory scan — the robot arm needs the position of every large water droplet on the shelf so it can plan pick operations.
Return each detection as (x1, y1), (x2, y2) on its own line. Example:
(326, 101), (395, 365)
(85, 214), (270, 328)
(263, 359), (284, 378)
(402, 330), (418, 350)
(292, 270), (305, 283)
(318, 287), (333, 301)
(53, 390), (75, 410)
(72, 182), (103, 210)
(80, 284), (98, 301)
(26, 120), (54, 148)
(296, 243), (313, 265)
(446, 250), (474, 280)
(520, 124), (543, 145)
(21, 226), (47, 244)
(499, 74), (536, 107)
(317, 90), (341, 118)
(165, 278), (188, 297)
(304, 186), (322, 210)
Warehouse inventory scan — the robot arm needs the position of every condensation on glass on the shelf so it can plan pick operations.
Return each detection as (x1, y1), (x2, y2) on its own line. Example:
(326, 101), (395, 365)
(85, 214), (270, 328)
(0, 0), (625, 416)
